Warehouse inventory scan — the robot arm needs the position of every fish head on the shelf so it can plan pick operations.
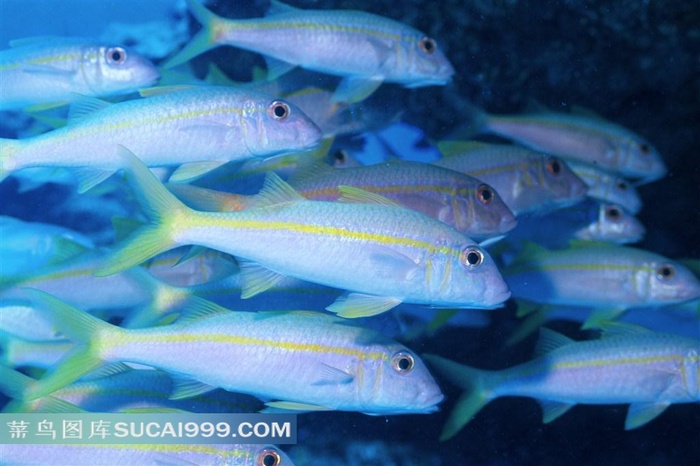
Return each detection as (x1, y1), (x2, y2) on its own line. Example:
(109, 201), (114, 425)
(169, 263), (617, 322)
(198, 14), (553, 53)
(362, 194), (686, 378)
(525, 156), (588, 212)
(584, 203), (645, 244)
(447, 180), (517, 238)
(241, 97), (323, 157)
(620, 137), (666, 183)
(425, 240), (511, 308)
(392, 33), (455, 87)
(359, 345), (444, 415)
(644, 259), (700, 304)
(81, 45), (160, 96)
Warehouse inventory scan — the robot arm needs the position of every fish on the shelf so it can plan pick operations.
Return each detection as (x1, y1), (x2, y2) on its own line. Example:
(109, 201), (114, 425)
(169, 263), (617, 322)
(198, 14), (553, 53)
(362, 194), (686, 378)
(502, 242), (700, 323)
(95, 148), (510, 318)
(0, 216), (94, 277)
(565, 160), (643, 214)
(435, 141), (588, 215)
(506, 200), (645, 247)
(461, 105), (666, 183)
(0, 443), (294, 466)
(168, 159), (517, 239)
(425, 324), (700, 440)
(23, 291), (444, 416)
(164, 0), (454, 103)
(0, 86), (322, 192)
(0, 37), (159, 111)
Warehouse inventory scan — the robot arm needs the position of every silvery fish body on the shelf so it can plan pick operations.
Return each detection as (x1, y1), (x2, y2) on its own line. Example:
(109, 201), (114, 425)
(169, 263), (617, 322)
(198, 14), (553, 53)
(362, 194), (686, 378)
(0, 443), (293, 466)
(426, 327), (700, 439)
(566, 160), (642, 214)
(166, 0), (454, 102)
(100, 150), (511, 318)
(503, 243), (700, 309)
(435, 141), (588, 215)
(169, 160), (517, 239)
(0, 37), (159, 110)
(507, 200), (645, 247)
(0, 216), (94, 277)
(0, 86), (322, 191)
(474, 109), (666, 183)
(26, 293), (444, 416)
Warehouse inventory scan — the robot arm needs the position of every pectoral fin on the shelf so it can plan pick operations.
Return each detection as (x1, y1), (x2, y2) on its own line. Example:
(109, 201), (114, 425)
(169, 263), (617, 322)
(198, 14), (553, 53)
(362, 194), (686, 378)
(326, 293), (402, 318)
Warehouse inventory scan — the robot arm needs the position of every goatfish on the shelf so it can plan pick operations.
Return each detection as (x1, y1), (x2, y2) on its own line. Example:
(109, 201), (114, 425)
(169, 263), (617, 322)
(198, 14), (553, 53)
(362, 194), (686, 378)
(425, 325), (700, 440)
(96, 148), (510, 318)
(502, 242), (700, 322)
(0, 86), (322, 192)
(435, 141), (588, 215)
(0, 443), (293, 466)
(164, 0), (454, 103)
(168, 159), (517, 239)
(0, 37), (159, 111)
(565, 160), (642, 215)
(506, 200), (645, 248)
(23, 291), (444, 416)
(461, 105), (666, 183)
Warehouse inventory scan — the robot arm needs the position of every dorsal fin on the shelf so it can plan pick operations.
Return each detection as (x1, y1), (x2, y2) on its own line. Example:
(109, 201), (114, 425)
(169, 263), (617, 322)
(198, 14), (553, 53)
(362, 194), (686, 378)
(533, 328), (575, 357)
(250, 172), (305, 208)
(67, 95), (112, 124)
(266, 0), (300, 16)
(338, 185), (401, 207)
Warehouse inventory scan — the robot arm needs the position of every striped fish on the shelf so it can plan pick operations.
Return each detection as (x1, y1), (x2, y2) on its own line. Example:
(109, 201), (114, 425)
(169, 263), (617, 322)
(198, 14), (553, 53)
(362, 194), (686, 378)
(168, 159), (517, 239)
(0, 37), (159, 111)
(0, 443), (293, 466)
(425, 325), (700, 440)
(435, 141), (588, 215)
(96, 148), (510, 318)
(23, 291), (444, 416)
(165, 0), (454, 103)
(0, 86), (322, 192)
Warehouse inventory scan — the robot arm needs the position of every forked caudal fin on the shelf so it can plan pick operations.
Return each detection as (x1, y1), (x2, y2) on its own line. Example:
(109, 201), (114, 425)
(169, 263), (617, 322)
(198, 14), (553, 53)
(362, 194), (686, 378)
(422, 354), (494, 441)
(95, 146), (193, 277)
(162, 0), (226, 69)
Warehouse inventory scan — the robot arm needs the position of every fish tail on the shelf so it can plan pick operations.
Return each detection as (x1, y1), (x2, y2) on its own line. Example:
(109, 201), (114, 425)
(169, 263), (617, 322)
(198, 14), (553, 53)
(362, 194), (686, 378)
(0, 138), (21, 183)
(444, 102), (489, 140)
(163, 0), (225, 69)
(21, 290), (120, 400)
(95, 147), (192, 277)
(423, 354), (496, 441)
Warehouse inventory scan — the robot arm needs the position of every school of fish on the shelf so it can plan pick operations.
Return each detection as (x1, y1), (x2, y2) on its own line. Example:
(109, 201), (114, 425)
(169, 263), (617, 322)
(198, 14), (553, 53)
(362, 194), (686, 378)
(1, 0), (698, 464)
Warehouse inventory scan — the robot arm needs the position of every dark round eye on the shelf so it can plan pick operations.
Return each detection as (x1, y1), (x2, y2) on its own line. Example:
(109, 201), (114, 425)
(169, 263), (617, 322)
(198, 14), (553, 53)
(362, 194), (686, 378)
(268, 101), (290, 121)
(257, 449), (281, 466)
(391, 351), (415, 374)
(605, 205), (621, 220)
(656, 264), (675, 280)
(418, 37), (437, 54)
(546, 158), (562, 175)
(476, 184), (494, 205)
(460, 246), (484, 268)
(639, 143), (651, 155)
(106, 47), (127, 64)
(616, 180), (629, 191)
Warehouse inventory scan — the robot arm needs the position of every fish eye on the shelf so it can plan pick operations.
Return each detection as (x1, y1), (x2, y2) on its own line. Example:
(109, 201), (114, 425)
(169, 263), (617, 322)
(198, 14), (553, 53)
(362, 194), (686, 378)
(616, 180), (629, 191)
(545, 158), (562, 176)
(605, 205), (621, 220)
(418, 37), (437, 54)
(639, 143), (651, 155)
(257, 448), (282, 466)
(476, 184), (494, 205)
(656, 264), (676, 280)
(106, 47), (127, 64)
(268, 101), (290, 121)
(391, 351), (415, 374)
(460, 246), (484, 269)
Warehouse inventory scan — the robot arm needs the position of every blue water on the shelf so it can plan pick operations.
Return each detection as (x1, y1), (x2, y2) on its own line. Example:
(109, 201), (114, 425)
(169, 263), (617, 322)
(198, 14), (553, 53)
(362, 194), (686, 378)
(1, 1), (698, 465)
